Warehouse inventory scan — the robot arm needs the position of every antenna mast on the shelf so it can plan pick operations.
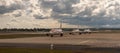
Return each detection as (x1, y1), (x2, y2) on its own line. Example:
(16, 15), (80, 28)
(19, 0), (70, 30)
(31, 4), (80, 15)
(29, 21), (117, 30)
(60, 21), (62, 29)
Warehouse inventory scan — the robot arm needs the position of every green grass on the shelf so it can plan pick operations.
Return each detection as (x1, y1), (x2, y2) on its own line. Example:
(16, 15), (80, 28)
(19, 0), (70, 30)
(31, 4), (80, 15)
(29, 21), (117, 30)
(0, 47), (119, 53)
(0, 48), (72, 53)
(0, 34), (46, 39)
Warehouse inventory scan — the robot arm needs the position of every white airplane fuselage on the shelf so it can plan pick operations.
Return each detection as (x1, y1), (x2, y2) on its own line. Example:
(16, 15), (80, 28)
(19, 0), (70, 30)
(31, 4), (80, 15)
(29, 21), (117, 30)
(69, 29), (82, 35)
(83, 29), (91, 34)
(47, 28), (63, 37)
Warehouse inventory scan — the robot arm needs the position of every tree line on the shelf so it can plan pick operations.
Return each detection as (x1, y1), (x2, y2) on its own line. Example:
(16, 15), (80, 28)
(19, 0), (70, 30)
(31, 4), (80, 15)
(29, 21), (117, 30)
(0, 28), (50, 32)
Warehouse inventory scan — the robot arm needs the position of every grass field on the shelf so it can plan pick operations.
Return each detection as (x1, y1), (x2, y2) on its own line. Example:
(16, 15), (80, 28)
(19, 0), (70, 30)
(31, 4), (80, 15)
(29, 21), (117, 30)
(0, 48), (72, 53)
(0, 47), (119, 53)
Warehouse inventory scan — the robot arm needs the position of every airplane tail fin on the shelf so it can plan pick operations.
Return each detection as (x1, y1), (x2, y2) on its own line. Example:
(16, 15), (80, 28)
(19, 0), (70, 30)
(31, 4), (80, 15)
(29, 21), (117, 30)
(60, 22), (62, 29)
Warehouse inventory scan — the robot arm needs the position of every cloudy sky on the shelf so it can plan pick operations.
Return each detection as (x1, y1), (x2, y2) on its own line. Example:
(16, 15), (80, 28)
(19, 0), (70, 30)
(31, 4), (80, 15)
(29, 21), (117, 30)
(0, 0), (120, 28)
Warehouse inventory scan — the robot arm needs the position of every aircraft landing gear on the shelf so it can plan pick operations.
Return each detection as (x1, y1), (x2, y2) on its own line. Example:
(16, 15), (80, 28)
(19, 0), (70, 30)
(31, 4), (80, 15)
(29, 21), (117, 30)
(60, 33), (63, 37)
(50, 35), (53, 37)
(46, 34), (49, 36)
(79, 32), (82, 35)
(69, 33), (72, 35)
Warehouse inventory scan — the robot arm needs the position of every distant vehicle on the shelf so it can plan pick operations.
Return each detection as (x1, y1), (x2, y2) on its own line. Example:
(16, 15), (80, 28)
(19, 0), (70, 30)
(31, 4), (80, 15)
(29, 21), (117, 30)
(69, 29), (82, 35)
(46, 21), (64, 37)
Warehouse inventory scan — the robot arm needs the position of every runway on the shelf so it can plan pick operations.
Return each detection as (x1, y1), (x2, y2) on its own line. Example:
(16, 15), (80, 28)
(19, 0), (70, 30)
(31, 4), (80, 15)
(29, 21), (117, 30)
(0, 33), (120, 48)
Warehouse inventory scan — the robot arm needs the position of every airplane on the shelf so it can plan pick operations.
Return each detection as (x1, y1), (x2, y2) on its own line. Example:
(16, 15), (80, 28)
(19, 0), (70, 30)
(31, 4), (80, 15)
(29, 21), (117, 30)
(83, 29), (92, 34)
(69, 25), (82, 35)
(46, 22), (63, 37)
(69, 28), (82, 35)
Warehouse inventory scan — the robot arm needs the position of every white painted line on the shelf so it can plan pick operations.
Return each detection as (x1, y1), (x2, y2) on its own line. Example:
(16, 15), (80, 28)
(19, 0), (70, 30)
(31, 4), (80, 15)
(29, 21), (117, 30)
(79, 40), (90, 44)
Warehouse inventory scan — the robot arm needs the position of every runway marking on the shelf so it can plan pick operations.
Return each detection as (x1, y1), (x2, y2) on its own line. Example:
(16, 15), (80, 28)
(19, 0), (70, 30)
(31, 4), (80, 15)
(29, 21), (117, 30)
(79, 40), (90, 44)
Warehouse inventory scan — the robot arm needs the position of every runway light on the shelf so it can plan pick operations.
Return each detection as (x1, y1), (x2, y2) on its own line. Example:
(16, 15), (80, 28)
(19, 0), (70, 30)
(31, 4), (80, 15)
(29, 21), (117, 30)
(50, 44), (54, 50)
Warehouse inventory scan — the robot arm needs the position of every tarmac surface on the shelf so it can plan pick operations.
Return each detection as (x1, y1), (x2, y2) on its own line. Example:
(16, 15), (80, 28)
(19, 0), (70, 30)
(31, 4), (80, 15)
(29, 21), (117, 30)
(0, 32), (120, 48)
(0, 32), (120, 53)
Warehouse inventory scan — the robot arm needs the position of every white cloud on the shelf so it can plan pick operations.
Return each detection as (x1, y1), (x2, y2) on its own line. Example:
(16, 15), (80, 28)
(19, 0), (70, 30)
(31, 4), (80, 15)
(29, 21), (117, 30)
(0, 0), (120, 28)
